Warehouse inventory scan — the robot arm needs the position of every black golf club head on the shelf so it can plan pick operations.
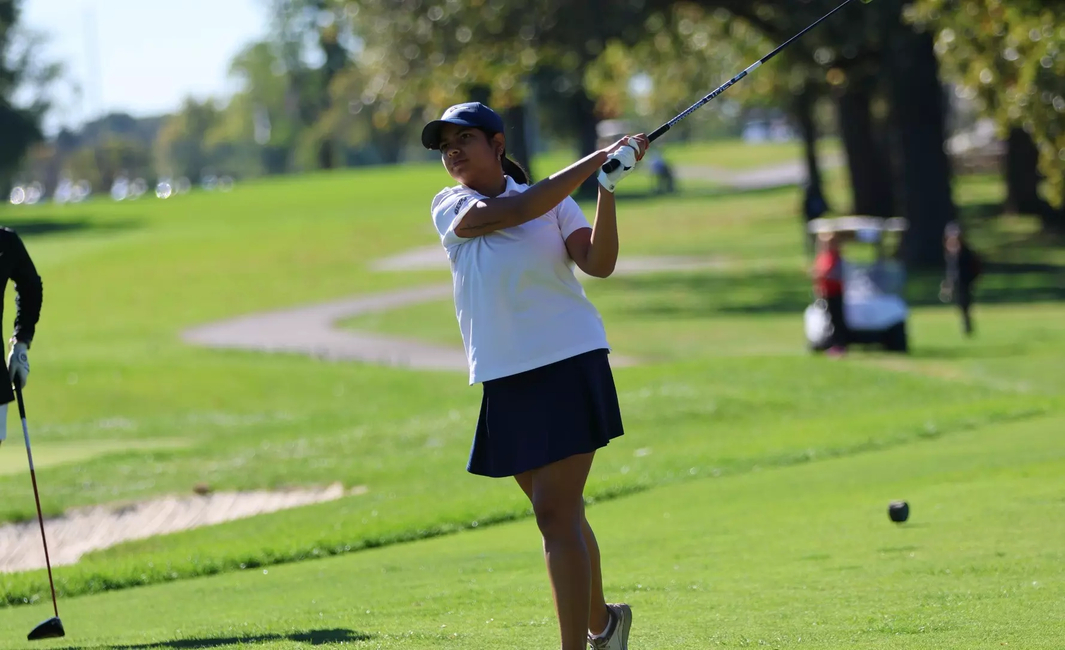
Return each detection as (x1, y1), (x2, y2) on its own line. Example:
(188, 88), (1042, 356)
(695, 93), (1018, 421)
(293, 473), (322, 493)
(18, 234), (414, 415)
(27, 616), (65, 641)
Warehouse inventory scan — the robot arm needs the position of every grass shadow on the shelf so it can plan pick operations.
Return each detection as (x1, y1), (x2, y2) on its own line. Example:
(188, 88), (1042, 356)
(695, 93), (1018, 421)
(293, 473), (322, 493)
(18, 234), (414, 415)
(601, 262), (1065, 320)
(55, 628), (372, 649)
(0, 217), (141, 239)
(906, 343), (1040, 360)
(905, 263), (1065, 307)
(957, 200), (1004, 222)
(601, 270), (812, 318)
(613, 183), (799, 203)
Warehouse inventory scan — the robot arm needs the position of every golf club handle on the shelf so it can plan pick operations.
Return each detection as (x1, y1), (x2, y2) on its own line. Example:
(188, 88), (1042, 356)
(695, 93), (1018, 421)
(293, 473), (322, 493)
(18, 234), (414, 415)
(15, 383), (34, 470)
(600, 124), (671, 174)
(14, 381), (26, 419)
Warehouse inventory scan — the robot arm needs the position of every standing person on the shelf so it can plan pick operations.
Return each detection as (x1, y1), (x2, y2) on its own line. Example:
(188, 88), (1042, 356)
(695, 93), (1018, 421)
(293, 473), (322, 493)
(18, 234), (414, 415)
(802, 181), (829, 223)
(812, 231), (848, 355)
(421, 101), (648, 650)
(0, 226), (43, 449)
(940, 222), (981, 336)
(648, 152), (674, 195)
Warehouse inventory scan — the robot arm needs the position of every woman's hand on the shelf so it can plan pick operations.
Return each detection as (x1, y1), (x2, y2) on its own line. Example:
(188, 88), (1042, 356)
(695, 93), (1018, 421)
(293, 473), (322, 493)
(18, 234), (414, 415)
(597, 134), (651, 193)
(602, 134), (650, 161)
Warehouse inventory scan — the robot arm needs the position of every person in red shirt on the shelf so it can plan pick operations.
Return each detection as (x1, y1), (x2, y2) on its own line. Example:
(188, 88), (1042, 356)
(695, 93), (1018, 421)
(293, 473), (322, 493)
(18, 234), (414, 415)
(812, 232), (848, 354)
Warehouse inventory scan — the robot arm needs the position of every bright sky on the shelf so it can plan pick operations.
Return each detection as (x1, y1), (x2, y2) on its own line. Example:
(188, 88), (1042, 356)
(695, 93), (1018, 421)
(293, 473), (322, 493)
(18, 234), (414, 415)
(21, 0), (271, 134)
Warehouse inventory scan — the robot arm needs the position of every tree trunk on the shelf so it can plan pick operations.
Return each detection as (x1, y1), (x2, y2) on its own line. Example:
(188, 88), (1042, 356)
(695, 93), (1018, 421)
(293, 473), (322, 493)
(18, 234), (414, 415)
(795, 85), (828, 216)
(373, 131), (404, 165)
(796, 85), (829, 254)
(467, 85), (492, 105)
(884, 19), (957, 268)
(1048, 179), (1065, 233)
(570, 87), (601, 200)
(836, 86), (894, 217)
(261, 146), (290, 175)
(503, 104), (534, 182)
(1005, 127), (1054, 218)
(317, 139), (335, 170)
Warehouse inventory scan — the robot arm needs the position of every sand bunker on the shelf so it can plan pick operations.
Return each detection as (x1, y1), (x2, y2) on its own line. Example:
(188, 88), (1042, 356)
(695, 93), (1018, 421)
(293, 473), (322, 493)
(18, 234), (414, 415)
(0, 483), (365, 573)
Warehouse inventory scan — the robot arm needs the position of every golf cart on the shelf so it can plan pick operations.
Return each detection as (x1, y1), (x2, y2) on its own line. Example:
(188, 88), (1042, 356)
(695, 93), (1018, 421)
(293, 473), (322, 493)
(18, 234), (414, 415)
(804, 216), (910, 353)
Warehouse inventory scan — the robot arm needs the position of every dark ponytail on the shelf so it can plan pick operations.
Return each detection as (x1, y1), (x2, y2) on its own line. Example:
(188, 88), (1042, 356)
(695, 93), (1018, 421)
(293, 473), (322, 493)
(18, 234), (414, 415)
(500, 149), (531, 185)
(479, 126), (531, 184)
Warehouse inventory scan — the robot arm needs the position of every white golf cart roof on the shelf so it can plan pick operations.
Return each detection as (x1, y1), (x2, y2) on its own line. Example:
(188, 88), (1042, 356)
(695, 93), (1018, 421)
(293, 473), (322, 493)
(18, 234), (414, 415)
(808, 216), (910, 235)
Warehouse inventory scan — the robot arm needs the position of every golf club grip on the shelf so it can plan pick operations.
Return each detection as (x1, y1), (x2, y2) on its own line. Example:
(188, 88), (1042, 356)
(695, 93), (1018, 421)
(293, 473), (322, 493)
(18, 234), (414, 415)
(14, 382), (26, 419)
(600, 123), (671, 174)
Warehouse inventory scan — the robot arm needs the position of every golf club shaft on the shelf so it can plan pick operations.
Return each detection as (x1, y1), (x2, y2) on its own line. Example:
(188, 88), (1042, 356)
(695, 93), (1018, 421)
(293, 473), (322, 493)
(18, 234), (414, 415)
(602, 0), (857, 173)
(16, 385), (60, 618)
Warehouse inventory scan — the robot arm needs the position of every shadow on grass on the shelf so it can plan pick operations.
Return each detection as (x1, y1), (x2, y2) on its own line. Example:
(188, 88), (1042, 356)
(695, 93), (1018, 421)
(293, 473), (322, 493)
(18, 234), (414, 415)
(957, 200), (1004, 222)
(906, 343), (1041, 360)
(0, 217), (140, 239)
(586, 182), (798, 204)
(601, 262), (1065, 320)
(56, 627), (372, 649)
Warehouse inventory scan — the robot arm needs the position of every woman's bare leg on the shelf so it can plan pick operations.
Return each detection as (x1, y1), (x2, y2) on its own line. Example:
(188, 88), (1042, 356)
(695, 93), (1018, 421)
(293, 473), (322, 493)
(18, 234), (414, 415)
(514, 452), (605, 649)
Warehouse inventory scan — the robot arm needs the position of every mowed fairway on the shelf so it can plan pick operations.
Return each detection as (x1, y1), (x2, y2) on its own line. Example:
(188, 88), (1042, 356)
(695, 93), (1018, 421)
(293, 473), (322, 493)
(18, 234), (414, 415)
(2, 415), (1063, 649)
(0, 140), (1062, 648)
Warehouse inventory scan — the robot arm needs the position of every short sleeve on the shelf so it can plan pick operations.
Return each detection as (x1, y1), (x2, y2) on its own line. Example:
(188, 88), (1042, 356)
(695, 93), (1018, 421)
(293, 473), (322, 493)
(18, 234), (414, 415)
(431, 186), (479, 250)
(555, 196), (591, 239)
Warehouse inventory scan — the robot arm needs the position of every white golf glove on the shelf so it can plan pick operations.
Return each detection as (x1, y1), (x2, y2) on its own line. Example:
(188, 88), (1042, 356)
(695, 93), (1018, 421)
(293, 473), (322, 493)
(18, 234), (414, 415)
(8, 340), (29, 390)
(596, 142), (641, 193)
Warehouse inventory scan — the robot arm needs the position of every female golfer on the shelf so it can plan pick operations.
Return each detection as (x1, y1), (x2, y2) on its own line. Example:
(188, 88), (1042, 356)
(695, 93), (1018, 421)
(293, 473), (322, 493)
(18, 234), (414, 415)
(422, 102), (648, 650)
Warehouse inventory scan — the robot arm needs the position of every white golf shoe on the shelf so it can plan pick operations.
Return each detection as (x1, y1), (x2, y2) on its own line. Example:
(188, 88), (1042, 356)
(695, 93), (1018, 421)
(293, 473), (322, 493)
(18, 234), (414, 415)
(588, 603), (632, 650)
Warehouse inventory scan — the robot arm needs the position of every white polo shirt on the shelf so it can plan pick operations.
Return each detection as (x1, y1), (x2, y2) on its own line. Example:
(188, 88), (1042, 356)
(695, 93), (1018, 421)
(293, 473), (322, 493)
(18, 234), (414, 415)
(431, 176), (611, 385)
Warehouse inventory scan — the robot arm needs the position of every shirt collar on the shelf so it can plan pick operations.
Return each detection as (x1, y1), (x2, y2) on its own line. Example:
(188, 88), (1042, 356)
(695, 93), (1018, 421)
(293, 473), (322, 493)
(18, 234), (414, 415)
(463, 175), (523, 198)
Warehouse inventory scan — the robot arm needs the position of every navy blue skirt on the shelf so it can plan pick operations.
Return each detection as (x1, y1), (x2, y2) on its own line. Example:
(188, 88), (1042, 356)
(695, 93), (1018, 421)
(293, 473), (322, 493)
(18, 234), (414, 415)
(467, 348), (625, 478)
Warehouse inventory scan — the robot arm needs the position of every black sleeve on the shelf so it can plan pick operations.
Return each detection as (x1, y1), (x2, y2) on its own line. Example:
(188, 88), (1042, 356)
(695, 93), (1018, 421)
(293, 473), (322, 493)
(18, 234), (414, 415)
(2, 228), (43, 344)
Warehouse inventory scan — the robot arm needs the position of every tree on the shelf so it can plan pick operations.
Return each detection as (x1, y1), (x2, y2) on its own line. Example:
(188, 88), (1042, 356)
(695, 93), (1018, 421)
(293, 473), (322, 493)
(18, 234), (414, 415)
(264, 0), (351, 169)
(331, 0), (545, 177)
(879, 0), (957, 264)
(227, 40), (304, 174)
(154, 98), (224, 181)
(677, 0), (958, 265)
(909, 0), (1065, 231)
(315, 62), (416, 165)
(0, 0), (62, 190)
(337, 0), (665, 194)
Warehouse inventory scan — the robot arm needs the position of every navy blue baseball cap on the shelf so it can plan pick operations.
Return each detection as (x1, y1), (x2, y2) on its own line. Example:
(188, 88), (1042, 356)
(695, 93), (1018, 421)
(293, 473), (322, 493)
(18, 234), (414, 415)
(421, 102), (505, 150)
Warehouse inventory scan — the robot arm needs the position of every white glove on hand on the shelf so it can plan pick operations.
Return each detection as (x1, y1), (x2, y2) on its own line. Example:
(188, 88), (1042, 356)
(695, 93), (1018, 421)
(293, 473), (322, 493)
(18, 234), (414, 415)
(596, 143), (640, 193)
(8, 341), (29, 390)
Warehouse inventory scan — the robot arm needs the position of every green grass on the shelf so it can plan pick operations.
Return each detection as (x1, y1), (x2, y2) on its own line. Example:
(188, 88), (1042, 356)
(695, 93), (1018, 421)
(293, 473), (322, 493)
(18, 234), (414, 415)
(0, 138), (1061, 647)
(1, 413), (1062, 648)
(0, 438), (192, 478)
(654, 136), (842, 169)
(527, 136), (842, 185)
(530, 136), (844, 172)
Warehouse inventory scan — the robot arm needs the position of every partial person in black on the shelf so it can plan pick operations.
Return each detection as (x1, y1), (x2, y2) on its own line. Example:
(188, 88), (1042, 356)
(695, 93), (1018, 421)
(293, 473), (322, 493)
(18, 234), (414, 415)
(0, 226), (43, 447)
(940, 222), (981, 337)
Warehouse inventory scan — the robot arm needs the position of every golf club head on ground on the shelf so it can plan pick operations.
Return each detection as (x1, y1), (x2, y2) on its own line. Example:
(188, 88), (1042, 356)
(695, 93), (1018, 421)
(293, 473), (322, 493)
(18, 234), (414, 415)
(27, 616), (65, 641)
